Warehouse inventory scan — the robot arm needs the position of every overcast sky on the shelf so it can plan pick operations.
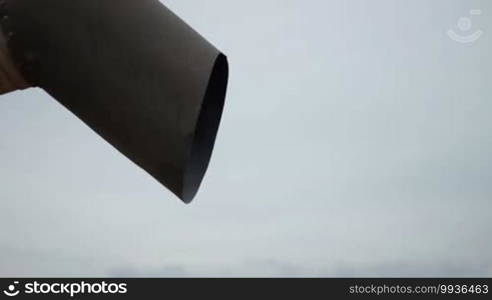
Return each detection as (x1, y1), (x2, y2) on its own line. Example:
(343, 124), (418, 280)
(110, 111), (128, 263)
(1, 0), (491, 277)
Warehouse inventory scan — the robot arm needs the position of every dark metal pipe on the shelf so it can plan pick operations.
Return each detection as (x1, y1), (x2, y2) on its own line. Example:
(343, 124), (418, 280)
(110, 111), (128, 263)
(0, 0), (229, 203)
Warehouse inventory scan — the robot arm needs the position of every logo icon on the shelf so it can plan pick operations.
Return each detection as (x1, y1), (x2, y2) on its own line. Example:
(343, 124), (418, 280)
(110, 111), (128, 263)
(447, 9), (483, 43)
(3, 282), (20, 297)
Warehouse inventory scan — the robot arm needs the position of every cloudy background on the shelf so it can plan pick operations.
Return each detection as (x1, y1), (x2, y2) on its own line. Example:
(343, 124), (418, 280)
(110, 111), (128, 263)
(1, 0), (491, 277)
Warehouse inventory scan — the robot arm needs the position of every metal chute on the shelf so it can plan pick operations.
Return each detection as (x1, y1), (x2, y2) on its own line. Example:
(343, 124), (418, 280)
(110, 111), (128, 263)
(0, 0), (229, 203)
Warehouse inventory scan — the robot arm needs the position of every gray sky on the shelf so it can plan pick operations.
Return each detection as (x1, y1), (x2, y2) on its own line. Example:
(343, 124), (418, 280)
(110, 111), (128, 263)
(1, 0), (491, 277)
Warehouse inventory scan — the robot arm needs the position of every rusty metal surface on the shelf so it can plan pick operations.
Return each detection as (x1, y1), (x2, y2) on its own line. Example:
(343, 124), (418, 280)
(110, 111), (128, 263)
(1, 0), (229, 203)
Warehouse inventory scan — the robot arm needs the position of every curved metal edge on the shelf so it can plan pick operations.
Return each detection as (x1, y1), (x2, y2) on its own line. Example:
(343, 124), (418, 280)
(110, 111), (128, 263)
(180, 53), (229, 203)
